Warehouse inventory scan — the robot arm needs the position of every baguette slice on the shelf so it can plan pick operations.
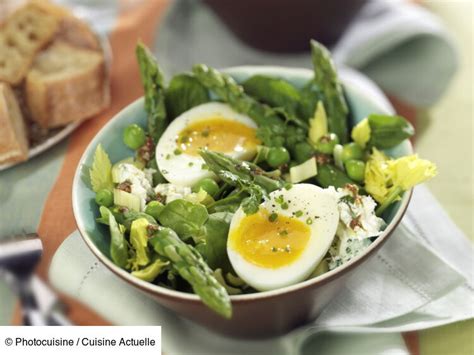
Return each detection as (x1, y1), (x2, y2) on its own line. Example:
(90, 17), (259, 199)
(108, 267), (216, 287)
(28, 0), (101, 51)
(55, 15), (101, 51)
(25, 41), (110, 128)
(4, 2), (60, 55)
(0, 32), (33, 85)
(0, 83), (29, 164)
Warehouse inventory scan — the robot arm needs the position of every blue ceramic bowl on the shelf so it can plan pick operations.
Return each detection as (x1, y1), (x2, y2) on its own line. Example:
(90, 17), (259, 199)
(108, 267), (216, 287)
(72, 66), (412, 338)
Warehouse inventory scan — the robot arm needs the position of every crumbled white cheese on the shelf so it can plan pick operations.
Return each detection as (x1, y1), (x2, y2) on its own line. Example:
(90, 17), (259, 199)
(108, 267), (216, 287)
(144, 168), (156, 185)
(115, 163), (154, 211)
(154, 183), (192, 204)
(326, 186), (385, 270)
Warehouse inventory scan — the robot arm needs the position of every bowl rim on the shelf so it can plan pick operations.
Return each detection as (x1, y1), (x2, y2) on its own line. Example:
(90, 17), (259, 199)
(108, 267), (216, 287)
(72, 65), (413, 304)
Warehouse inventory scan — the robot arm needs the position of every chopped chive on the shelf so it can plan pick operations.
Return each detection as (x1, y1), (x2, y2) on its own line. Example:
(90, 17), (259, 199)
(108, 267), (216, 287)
(306, 217), (313, 225)
(281, 202), (289, 210)
(165, 154), (171, 160)
(268, 213), (278, 222)
(174, 148), (182, 155)
(295, 210), (303, 217)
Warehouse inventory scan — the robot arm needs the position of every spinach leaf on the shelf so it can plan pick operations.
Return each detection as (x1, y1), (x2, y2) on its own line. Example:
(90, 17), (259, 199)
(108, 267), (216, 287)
(114, 208), (157, 232)
(199, 212), (233, 271)
(367, 114), (414, 149)
(242, 75), (302, 117)
(165, 73), (210, 119)
(157, 199), (208, 240)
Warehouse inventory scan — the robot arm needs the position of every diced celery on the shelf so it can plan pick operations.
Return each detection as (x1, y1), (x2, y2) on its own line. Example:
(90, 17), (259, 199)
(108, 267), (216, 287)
(113, 188), (141, 211)
(290, 157), (318, 183)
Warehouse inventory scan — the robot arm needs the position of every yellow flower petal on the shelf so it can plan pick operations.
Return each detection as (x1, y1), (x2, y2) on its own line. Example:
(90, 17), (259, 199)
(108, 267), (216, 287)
(351, 117), (371, 148)
(388, 155), (437, 190)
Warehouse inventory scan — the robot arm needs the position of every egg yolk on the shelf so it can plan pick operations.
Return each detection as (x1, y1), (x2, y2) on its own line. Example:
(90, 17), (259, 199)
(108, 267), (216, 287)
(229, 209), (311, 268)
(177, 117), (260, 157)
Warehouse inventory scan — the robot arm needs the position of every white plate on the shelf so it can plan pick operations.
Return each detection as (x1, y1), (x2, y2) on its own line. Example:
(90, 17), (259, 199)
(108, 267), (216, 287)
(0, 122), (81, 171)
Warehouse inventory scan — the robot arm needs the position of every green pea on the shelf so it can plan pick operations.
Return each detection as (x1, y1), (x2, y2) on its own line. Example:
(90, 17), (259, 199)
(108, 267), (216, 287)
(123, 124), (146, 150)
(192, 178), (219, 197)
(266, 146), (290, 168)
(315, 133), (340, 154)
(145, 201), (165, 220)
(344, 159), (366, 182)
(341, 142), (365, 162)
(293, 142), (315, 163)
(95, 189), (113, 207)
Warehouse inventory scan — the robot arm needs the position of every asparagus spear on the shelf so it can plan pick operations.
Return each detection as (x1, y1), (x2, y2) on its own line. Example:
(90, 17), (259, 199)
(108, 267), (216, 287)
(310, 40), (349, 143)
(149, 227), (232, 319)
(192, 64), (308, 147)
(200, 150), (285, 214)
(136, 43), (167, 143)
(200, 150), (284, 193)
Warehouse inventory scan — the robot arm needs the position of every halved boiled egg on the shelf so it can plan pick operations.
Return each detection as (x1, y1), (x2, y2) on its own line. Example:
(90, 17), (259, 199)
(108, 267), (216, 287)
(227, 184), (339, 291)
(156, 102), (260, 186)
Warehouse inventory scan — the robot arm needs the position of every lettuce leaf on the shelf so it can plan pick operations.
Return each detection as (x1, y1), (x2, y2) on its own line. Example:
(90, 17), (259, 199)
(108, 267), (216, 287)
(89, 144), (113, 192)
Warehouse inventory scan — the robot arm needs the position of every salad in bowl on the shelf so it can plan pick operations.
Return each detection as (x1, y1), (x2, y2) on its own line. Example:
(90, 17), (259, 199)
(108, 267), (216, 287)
(77, 40), (436, 333)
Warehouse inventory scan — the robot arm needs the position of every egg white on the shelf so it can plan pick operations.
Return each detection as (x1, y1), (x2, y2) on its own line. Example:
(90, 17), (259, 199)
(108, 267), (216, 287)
(155, 102), (257, 187)
(227, 184), (339, 291)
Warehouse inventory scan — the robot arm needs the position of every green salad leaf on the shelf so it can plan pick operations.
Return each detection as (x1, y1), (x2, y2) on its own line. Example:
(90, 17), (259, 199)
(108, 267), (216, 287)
(242, 75), (302, 117)
(89, 144), (113, 193)
(157, 199), (209, 240)
(166, 73), (210, 118)
(130, 218), (151, 268)
(367, 114), (414, 149)
(200, 212), (233, 271)
(106, 207), (129, 269)
(132, 257), (169, 282)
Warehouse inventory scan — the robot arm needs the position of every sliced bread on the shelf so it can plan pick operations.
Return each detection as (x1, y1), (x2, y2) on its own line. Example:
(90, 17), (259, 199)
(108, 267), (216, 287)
(0, 83), (29, 164)
(4, 2), (60, 55)
(0, 32), (33, 85)
(25, 41), (110, 128)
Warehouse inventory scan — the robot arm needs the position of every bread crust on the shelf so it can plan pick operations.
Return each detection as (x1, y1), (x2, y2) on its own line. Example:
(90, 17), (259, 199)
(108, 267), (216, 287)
(26, 41), (110, 128)
(0, 33), (34, 85)
(0, 83), (29, 163)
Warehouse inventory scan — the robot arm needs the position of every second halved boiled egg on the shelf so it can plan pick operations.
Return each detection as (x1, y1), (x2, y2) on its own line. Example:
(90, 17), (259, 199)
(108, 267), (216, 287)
(227, 184), (339, 291)
(156, 102), (260, 187)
